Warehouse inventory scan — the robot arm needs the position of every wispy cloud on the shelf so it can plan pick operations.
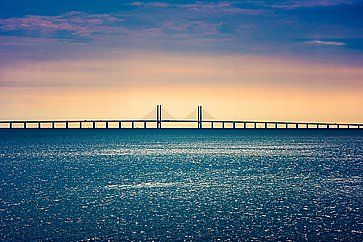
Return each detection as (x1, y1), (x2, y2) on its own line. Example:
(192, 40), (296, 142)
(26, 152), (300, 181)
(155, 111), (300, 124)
(305, 40), (346, 46)
(143, 2), (171, 8)
(270, 0), (359, 9)
(0, 0), (361, 65)
(179, 1), (265, 15)
(162, 21), (222, 35)
(0, 36), (58, 46)
(0, 10), (228, 46)
(131, 1), (266, 15)
(0, 11), (126, 38)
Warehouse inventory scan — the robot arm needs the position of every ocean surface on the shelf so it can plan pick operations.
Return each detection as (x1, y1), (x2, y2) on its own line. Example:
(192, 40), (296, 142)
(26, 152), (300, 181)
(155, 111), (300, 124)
(0, 129), (362, 241)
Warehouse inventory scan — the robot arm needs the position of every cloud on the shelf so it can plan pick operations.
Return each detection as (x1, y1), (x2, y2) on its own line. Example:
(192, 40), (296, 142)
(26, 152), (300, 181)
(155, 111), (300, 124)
(162, 21), (222, 35)
(0, 36), (58, 46)
(179, 1), (265, 15)
(305, 40), (346, 46)
(130, 0), (359, 12)
(270, 0), (359, 9)
(130, 2), (171, 7)
(145, 2), (171, 8)
(0, 10), (230, 47)
(131, 1), (265, 15)
(0, 11), (126, 38)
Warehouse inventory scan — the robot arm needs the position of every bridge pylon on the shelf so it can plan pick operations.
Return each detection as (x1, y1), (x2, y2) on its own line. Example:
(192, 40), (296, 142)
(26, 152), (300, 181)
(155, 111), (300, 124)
(198, 105), (203, 128)
(156, 105), (162, 128)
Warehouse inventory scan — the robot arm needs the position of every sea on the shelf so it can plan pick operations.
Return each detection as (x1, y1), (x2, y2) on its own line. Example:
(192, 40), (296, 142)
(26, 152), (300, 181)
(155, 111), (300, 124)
(0, 129), (362, 241)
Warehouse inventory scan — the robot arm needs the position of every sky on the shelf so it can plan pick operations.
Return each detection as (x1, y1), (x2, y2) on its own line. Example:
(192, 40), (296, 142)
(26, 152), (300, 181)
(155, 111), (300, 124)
(0, 0), (363, 122)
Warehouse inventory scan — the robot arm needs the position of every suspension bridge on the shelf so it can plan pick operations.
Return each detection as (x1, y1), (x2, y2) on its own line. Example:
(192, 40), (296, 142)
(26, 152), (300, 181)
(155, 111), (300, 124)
(0, 105), (362, 129)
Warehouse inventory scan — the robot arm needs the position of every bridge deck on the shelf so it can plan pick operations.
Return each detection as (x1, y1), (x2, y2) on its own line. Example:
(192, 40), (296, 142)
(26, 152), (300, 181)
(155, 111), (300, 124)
(0, 119), (362, 129)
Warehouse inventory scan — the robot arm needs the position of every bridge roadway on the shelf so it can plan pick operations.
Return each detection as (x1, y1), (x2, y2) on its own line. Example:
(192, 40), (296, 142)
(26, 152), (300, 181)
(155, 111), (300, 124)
(0, 119), (362, 129)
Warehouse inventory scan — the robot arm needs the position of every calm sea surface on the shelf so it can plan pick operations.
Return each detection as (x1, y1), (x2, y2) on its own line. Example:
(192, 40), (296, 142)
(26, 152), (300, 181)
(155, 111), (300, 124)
(0, 129), (362, 241)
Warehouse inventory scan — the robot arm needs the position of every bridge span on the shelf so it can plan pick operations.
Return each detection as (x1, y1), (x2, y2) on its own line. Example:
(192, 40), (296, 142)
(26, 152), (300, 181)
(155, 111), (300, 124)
(0, 105), (362, 129)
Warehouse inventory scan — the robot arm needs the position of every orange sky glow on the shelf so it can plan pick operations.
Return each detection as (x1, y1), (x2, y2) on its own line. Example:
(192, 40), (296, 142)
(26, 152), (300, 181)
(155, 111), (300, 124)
(1, 51), (362, 122)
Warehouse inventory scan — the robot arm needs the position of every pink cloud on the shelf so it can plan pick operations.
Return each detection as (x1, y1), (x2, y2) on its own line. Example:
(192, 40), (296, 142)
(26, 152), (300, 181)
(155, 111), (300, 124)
(130, 1), (265, 15)
(146, 2), (171, 8)
(0, 11), (126, 37)
(180, 2), (265, 15)
(0, 11), (228, 47)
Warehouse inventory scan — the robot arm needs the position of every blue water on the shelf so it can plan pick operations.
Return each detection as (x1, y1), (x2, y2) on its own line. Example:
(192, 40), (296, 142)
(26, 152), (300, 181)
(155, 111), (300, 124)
(0, 129), (362, 241)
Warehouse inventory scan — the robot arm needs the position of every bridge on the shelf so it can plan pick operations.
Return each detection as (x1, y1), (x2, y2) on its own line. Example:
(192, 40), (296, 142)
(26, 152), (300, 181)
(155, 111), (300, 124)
(0, 105), (362, 129)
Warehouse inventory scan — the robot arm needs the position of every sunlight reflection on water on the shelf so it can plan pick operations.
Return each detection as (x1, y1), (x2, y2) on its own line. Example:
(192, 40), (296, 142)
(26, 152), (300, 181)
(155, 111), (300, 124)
(0, 129), (362, 241)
